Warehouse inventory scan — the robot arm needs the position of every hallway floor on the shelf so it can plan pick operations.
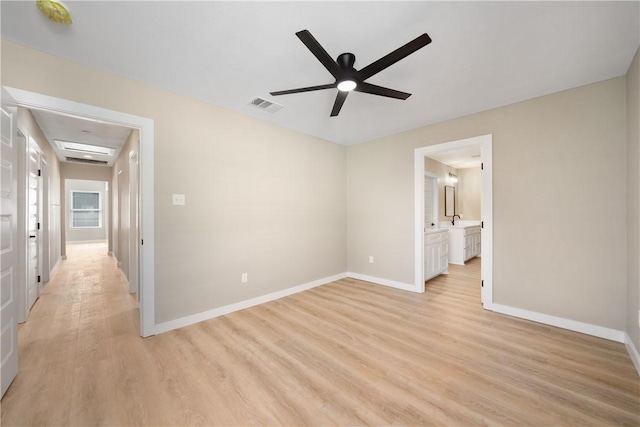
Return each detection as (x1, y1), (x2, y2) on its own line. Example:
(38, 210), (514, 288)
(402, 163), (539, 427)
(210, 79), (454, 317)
(1, 242), (139, 425)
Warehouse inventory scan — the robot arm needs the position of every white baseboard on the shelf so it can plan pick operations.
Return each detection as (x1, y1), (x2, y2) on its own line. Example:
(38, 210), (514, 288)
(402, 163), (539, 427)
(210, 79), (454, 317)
(49, 256), (62, 278)
(488, 303), (625, 343)
(346, 272), (417, 292)
(119, 269), (130, 292)
(624, 333), (640, 376)
(154, 272), (347, 335)
(61, 255), (67, 260)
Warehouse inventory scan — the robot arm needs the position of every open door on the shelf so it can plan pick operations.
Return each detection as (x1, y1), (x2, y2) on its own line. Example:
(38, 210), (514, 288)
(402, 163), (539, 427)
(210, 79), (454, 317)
(1, 87), (20, 397)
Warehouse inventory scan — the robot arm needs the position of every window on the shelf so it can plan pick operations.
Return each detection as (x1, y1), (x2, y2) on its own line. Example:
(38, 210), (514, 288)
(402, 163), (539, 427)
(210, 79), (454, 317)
(71, 191), (101, 228)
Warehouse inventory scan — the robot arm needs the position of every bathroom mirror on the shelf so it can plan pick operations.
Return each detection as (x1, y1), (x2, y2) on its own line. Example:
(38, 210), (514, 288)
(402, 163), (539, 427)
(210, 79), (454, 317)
(444, 185), (456, 217)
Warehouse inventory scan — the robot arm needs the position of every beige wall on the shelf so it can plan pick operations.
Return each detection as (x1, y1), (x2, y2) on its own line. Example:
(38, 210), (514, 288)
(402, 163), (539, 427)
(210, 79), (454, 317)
(626, 47), (640, 352)
(424, 157), (458, 222)
(111, 129), (140, 280)
(348, 77), (627, 330)
(4, 39), (636, 340)
(65, 179), (107, 242)
(16, 108), (61, 279)
(458, 167), (481, 221)
(59, 163), (113, 255)
(1, 40), (347, 324)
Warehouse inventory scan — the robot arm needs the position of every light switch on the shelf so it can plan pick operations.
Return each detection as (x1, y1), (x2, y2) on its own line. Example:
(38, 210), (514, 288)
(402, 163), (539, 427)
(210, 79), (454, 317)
(172, 194), (186, 205)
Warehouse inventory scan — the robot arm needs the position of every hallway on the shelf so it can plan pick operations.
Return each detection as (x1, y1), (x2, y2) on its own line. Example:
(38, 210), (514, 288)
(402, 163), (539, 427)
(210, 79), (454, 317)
(1, 242), (139, 425)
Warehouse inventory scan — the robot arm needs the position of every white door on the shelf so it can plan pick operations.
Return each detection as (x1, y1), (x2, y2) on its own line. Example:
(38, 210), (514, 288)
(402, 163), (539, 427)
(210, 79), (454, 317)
(1, 88), (19, 397)
(26, 138), (40, 310)
(129, 150), (139, 300)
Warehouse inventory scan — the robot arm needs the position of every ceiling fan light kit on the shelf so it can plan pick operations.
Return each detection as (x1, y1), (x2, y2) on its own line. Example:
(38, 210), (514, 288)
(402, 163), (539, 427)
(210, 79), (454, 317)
(270, 29), (431, 116)
(337, 80), (357, 92)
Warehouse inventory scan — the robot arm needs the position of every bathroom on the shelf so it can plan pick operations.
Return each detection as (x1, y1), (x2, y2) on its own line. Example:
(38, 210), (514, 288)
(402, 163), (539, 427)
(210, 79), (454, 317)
(423, 148), (482, 281)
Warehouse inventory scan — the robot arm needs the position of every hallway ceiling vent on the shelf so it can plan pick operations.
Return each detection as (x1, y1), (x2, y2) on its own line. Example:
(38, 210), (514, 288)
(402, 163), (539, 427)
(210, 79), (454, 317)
(65, 156), (109, 166)
(248, 97), (283, 113)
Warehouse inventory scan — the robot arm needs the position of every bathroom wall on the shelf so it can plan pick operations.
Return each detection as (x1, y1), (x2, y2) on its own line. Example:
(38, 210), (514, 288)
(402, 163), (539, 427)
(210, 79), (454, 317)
(424, 157), (458, 222)
(458, 167), (481, 220)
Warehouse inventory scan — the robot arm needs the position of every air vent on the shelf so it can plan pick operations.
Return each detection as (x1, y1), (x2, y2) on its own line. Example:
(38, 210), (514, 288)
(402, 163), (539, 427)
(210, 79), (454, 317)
(248, 97), (283, 113)
(65, 156), (109, 165)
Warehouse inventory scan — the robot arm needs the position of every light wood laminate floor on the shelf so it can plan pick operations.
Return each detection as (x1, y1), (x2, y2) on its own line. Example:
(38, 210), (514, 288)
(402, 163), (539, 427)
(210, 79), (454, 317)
(1, 242), (638, 426)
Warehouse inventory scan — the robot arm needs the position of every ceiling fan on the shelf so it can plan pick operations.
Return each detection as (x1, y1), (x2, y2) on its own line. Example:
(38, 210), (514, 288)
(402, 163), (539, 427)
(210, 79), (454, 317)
(270, 29), (432, 117)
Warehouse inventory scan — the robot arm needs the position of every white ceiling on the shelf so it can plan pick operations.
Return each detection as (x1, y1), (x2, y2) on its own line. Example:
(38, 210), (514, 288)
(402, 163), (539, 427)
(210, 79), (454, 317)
(427, 145), (482, 169)
(2, 1), (639, 147)
(30, 108), (132, 167)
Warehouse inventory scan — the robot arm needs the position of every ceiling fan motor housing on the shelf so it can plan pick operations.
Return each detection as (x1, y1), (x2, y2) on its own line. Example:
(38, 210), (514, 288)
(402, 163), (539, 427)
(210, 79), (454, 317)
(337, 53), (358, 86)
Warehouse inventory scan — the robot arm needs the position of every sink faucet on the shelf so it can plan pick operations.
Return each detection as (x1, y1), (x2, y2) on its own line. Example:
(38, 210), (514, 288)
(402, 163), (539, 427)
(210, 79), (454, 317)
(451, 215), (461, 226)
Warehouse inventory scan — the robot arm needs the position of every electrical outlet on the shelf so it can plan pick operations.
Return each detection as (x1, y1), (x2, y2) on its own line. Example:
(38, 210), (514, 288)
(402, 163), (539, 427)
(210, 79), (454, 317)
(369, 256), (374, 264)
(241, 273), (248, 283)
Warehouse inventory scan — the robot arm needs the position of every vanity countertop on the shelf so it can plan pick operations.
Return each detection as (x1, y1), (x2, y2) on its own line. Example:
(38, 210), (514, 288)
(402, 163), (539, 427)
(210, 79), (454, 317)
(424, 228), (450, 234)
(438, 221), (481, 229)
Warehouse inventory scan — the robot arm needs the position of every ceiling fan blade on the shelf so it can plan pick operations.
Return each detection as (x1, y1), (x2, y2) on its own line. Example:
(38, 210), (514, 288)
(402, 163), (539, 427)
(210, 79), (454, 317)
(330, 91), (349, 117)
(270, 83), (336, 96)
(354, 82), (411, 100)
(296, 30), (342, 79)
(357, 33), (432, 81)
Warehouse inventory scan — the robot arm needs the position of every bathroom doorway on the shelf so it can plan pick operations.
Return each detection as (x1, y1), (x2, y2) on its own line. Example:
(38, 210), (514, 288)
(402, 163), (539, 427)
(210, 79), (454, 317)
(414, 134), (493, 308)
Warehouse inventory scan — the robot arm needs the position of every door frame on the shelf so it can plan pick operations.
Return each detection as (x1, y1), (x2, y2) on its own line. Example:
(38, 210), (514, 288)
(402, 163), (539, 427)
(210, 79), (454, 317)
(40, 155), (50, 284)
(26, 135), (41, 312)
(424, 172), (438, 230)
(414, 134), (493, 307)
(128, 149), (139, 298)
(4, 86), (156, 337)
(14, 127), (28, 324)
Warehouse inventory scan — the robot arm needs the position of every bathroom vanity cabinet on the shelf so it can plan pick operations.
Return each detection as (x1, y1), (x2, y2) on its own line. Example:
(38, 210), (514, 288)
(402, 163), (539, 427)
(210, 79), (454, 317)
(448, 225), (481, 265)
(425, 229), (449, 281)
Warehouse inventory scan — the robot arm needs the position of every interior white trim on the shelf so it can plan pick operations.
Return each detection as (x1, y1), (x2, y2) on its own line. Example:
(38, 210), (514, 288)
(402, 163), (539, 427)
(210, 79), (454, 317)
(119, 268), (130, 292)
(489, 302), (626, 343)
(48, 256), (61, 280)
(154, 272), (348, 335)
(3, 86), (156, 337)
(624, 333), (640, 376)
(346, 272), (416, 292)
(414, 134), (493, 305)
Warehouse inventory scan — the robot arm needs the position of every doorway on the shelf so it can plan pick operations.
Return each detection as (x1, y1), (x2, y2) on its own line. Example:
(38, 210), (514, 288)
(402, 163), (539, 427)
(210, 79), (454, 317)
(414, 134), (493, 308)
(3, 86), (155, 337)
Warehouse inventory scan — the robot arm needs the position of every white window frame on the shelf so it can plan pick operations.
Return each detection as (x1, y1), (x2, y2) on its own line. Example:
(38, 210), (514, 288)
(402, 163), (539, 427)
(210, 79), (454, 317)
(70, 190), (102, 229)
